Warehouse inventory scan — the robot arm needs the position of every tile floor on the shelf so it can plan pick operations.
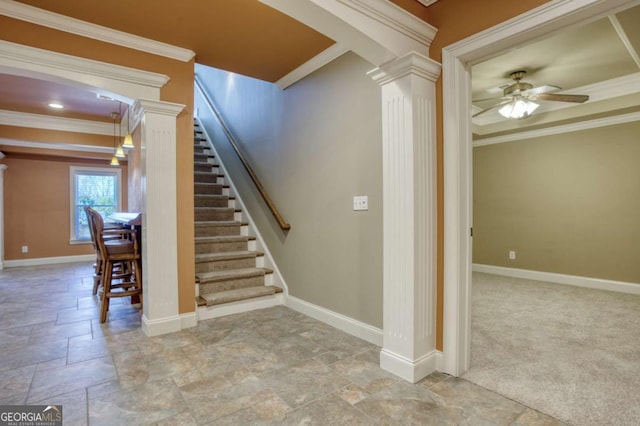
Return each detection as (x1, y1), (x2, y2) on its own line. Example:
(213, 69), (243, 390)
(0, 262), (565, 425)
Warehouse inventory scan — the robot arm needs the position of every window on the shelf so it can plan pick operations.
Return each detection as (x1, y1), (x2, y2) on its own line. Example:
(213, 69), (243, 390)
(70, 166), (122, 243)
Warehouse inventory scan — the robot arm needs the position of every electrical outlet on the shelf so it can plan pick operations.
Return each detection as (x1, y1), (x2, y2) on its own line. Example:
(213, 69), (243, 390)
(353, 195), (368, 211)
(509, 250), (516, 260)
(21, 245), (28, 253)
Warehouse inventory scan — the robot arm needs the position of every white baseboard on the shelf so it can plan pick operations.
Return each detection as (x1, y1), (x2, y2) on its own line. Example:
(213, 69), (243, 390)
(435, 350), (444, 373)
(473, 264), (640, 295)
(180, 311), (198, 329)
(197, 293), (284, 322)
(4, 254), (94, 268)
(380, 348), (438, 383)
(141, 314), (182, 337)
(285, 295), (383, 347)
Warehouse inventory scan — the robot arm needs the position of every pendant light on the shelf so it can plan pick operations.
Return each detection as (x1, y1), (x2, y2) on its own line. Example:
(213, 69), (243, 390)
(110, 111), (120, 166)
(123, 104), (135, 149)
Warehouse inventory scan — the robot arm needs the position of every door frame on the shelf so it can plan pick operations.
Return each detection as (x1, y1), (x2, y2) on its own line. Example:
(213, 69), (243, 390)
(440, 0), (640, 376)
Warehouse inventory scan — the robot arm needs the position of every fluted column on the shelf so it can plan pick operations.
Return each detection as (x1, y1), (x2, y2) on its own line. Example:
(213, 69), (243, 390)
(368, 52), (441, 382)
(0, 157), (7, 270)
(135, 99), (185, 336)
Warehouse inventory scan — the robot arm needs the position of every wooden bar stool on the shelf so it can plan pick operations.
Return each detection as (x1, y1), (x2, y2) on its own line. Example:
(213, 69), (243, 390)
(85, 207), (142, 323)
(83, 206), (128, 296)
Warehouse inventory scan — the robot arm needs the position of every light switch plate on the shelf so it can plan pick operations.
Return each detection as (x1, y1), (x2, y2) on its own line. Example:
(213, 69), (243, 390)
(353, 196), (368, 211)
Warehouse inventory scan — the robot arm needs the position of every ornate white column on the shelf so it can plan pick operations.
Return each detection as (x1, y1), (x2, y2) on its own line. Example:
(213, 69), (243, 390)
(369, 52), (441, 383)
(134, 99), (185, 336)
(0, 155), (6, 270)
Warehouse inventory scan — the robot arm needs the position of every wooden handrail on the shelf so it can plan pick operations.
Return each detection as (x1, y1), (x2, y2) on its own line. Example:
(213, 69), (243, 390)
(194, 77), (291, 231)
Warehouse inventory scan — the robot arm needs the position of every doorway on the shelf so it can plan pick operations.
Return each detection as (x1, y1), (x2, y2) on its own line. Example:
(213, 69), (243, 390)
(440, 0), (640, 377)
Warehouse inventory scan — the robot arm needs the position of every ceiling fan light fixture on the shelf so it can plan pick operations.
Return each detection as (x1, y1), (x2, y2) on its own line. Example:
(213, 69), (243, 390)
(498, 98), (539, 119)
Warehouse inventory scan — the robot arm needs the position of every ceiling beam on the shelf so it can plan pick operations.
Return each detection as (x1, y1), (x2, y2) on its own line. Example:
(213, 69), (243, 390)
(259, 0), (437, 67)
(609, 14), (640, 69)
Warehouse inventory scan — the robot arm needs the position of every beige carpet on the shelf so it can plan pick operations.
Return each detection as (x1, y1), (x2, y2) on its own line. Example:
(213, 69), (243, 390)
(463, 272), (640, 426)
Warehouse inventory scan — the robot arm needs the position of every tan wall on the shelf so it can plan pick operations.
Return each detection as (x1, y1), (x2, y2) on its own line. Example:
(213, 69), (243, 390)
(427, 0), (551, 350)
(0, 16), (195, 314)
(2, 156), (128, 260)
(196, 52), (383, 327)
(473, 121), (640, 283)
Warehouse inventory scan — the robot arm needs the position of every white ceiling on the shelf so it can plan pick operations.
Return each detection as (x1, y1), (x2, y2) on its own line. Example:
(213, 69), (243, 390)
(471, 3), (640, 137)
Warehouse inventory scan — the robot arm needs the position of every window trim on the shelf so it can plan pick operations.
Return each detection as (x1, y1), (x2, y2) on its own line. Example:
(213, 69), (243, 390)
(69, 166), (122, 244)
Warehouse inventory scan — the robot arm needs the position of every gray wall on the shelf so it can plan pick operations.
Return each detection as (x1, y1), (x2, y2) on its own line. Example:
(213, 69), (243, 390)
(473, 121), (640, 284)
(195, 52), (383, 327)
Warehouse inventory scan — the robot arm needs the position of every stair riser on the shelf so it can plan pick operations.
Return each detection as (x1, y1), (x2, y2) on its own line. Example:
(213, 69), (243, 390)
(194, 153), (213, 162)
(194, 184), (223, 195)
(194, 145), (207, 154)
(199, 275), (265, 294)
(194, 163), (213, 173)
(195, 197), (229, 208)
(195, 240), (248, 254)
(194, 209), (235, 221)
(195, 225), (241, 237)
(194, 173), (220, 184)
(195, 257), (257, 273)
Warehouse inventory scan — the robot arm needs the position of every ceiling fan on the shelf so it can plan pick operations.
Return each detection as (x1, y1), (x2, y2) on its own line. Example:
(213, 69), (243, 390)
(473, 70), (589, 119)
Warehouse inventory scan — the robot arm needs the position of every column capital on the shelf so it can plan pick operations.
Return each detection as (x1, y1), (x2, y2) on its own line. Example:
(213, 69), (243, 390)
(0, 164), (7, 173)
(134, 98), (185, 118)
(368, 51), (441, 86)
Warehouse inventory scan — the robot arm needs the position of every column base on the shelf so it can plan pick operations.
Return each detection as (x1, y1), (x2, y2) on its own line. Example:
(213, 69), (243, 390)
(380, 348), (437, 383)
(141, 314), (182, 337)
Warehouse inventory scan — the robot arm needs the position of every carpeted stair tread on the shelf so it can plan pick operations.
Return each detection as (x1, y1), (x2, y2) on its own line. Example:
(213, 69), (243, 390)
(200, 285), (282, 306)
(195, 235), (253, 243)
(194, 220), (246, 226)
(195, 250), (262, 263)
(197, 267), (273, 284)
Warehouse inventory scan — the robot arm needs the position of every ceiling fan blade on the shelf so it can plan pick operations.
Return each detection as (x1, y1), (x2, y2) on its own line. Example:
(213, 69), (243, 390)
(522, 85), (560, 96)
(472, 96), (508, 104)
(533, 93), (589, 103)
(472, 99), (511, 118)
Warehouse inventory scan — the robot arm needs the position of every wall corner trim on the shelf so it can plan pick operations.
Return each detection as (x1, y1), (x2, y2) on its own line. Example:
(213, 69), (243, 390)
(285, 295), (383, 347)
(473, 264), (640, 295)
(0, 0), (195, 62)
(276, 43), (349, 90)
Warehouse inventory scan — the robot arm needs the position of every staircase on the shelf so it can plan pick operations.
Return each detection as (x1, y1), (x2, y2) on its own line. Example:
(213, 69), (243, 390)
(193, 121), (283, 313)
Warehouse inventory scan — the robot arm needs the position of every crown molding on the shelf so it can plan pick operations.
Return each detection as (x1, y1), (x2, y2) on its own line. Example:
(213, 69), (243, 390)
(276, 43), (349, 89)
(0, 138), (112, 154)
(415, 0), (438, 6)
(338, 0), (437, 49)
(473, 111), (640, 147)
(0, 0), (195, 62)
(0, 109), (115, 135)
(0, 40), (169, 91)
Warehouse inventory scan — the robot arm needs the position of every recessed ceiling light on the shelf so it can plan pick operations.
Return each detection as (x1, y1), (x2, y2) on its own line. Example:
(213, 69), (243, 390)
(48, 102), (64, 109)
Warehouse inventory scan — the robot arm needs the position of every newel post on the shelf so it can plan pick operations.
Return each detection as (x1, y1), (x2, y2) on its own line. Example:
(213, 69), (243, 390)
(369, 52), (441, 382)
